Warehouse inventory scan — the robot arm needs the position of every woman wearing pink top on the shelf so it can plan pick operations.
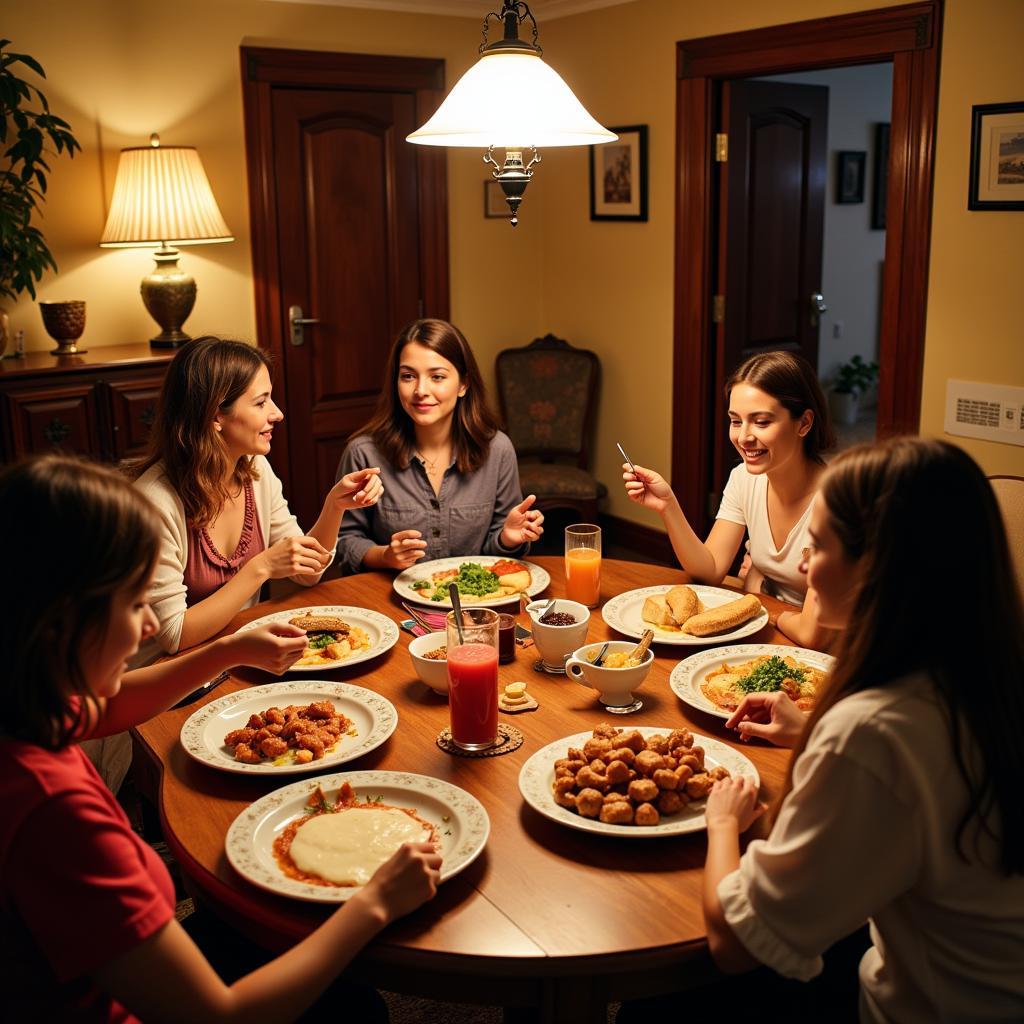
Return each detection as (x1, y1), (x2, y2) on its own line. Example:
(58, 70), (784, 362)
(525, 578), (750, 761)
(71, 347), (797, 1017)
(133, 337), (383, 660)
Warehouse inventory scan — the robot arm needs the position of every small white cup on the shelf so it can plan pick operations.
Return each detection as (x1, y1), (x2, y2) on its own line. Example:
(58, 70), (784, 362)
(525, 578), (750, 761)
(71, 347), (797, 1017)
(408, 631), (450, 696)
(565, 640), (653, 713)
(526, 599), (590, 673)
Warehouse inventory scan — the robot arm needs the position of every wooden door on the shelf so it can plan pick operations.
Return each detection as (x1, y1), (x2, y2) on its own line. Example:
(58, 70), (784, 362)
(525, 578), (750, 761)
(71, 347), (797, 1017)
(242, 48), (449, 528)
(712, 79), (828, 498)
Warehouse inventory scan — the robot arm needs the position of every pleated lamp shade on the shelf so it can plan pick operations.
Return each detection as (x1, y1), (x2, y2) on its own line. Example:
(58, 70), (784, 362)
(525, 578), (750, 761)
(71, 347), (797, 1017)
(100, 144), (233, 247)
(407, 51), (616, 149)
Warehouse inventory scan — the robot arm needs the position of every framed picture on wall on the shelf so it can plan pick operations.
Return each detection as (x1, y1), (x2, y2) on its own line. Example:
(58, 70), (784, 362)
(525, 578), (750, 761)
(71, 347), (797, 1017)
(872, 123), (890, 229)
(968, 101), (1024, 210)
(836, 151), (866, 204)
(589, 125), (648, 221)
(484, 179), (511, 219)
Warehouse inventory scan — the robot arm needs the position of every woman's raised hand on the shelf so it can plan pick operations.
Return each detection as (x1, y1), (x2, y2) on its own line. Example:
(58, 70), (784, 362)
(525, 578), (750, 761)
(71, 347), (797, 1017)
(354, 841), (442, 924)
(384, 529), (428, 569)
(500, 494), (545, 548)
(705, 775), (765, 833)
(225, 622), (308, 675)
(622, 464), (674, 513)
(726, 690), (806, 749)
(328, 467), (383, 512)
(258, 535), (333, 579)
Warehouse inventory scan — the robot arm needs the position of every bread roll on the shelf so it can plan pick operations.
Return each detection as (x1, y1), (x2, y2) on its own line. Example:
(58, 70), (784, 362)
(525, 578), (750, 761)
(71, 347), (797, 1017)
(665, 585), (699, 625)
(641, 594), (676, 627)
(682, 594), (763, 636)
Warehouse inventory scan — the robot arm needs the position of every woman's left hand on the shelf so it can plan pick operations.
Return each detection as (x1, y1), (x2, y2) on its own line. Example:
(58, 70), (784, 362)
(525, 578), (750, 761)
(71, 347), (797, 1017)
(500, 494), (545, 547)
(328, 467), (383, 511)
(705, 775), (765, 833)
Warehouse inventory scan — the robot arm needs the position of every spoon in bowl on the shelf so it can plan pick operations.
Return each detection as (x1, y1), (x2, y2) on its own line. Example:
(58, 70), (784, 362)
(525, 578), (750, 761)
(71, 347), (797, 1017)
(628, 629), (655, 662)
(591, 642), (611, 667)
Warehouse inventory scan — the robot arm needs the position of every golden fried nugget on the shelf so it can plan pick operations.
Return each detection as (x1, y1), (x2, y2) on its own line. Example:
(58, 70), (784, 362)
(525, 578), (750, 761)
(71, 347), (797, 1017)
(645, 734), (670, 755)
(634, 803), (660, 827)
(615, 730), (646, 753)
(593, 723), (621, 740)
(576, 766), (609, 791)
(653, 769), (679, 791)
(657, 790), (687, 815)
(709, 765), (731, 781)
(599, 801), (634, 825)
(635, 750), (666, 775)
(675, 764), (694, 785)
(685, 773), (714, 799)
(628, 778), (659, 803)
(576, 788), (604, 818)
(668, 729), (693, 751)
(605, 760), (633, 785)
(583, 737), (613, 760)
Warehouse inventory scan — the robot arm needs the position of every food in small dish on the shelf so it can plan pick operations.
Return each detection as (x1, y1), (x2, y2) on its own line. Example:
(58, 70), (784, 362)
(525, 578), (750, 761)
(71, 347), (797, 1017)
(224, 701), (355, 764)
(540, 611), (577, 626)
(288, 612), (372, 665)
(590, 651), (641, 669)
(641, 585), (763, 636)
(550, 723), (730, 826)
(408, 632), (451, 694)
(408, 559), (532, 603)
(700, 653), (826, 712)
(422, 645), (447, 660)
(273, 783), (437, 887)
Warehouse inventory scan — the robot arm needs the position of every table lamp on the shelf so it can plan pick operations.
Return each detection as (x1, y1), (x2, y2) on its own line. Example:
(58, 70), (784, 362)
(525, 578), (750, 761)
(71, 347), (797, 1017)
(407, 0), (616, 226)
(100, 134), (233, 348)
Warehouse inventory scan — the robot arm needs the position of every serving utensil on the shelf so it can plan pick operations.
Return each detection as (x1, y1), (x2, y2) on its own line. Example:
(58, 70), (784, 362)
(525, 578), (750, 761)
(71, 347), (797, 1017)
(617, 441), (645, 495)
(628, 629), (655, 662)
(591, 642), (610, 666)
(449, 583), (466, 645)
(536, 597), (556, 619)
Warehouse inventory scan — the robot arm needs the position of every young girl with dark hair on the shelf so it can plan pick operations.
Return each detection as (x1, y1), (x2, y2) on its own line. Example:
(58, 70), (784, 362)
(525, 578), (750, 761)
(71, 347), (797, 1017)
(702, 438), (1024, 1021)
(0, 456), (441, 1021)
(133, 336), (382, 657)
(335, 319), (544, 573)
(623, 350), (836, 647)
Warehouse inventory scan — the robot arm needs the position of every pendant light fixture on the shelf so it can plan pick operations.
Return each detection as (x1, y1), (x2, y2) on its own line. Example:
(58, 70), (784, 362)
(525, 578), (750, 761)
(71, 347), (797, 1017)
(407, 0), (616, 226)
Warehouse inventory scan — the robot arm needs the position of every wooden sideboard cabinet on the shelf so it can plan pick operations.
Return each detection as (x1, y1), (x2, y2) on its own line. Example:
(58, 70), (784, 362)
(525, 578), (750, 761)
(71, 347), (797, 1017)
(0, 345), (173, 465)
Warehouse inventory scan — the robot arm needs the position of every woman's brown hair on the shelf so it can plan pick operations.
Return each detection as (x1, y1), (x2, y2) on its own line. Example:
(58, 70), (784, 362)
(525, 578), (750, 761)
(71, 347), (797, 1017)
(354, 319), (500, 474)
(133, 336), (272, 527)
(0, 456), (161, 749)
(779, 437), (1024, 874)
(725, 350), (836, 464)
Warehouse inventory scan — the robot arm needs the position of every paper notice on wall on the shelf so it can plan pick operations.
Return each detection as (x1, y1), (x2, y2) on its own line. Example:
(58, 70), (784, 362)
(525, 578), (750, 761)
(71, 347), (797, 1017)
(944, 379), (1024, 448)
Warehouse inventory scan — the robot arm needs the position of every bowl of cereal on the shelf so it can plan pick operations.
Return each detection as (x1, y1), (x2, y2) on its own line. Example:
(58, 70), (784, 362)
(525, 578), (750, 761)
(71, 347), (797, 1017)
(564, 640), (653, 714)
(408, 632), (450, 696)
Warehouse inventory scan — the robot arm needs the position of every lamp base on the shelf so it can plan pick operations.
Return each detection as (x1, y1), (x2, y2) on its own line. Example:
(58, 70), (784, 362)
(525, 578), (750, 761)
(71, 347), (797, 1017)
(141, 247), (197, 350)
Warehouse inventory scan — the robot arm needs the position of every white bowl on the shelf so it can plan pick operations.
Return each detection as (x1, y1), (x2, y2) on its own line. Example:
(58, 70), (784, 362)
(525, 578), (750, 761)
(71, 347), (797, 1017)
(565, 640), (654, 712)
(525, 599), (590, 672)
(408, 631), (450, 696)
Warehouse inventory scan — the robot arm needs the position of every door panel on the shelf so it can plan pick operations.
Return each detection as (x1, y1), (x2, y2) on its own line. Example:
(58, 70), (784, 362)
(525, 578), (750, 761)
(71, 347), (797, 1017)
(713, 79), (828, 500)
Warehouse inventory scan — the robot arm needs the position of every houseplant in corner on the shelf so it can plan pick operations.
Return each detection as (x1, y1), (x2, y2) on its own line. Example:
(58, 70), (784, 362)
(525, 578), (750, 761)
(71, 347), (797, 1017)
(0, 38), (80, 355)
(828, 354), (880, 426)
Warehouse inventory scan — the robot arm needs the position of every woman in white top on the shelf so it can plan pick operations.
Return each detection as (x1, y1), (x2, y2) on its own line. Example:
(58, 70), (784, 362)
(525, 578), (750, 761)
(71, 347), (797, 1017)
(623, 351), (835, 647)
(703, 438), (1024, 1022)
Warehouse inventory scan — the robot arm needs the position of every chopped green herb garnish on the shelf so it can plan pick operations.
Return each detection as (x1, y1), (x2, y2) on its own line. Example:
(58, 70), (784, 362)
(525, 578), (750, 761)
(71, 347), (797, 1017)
(736, 655), (806, 695)
(411, 579), (430, 591)
(308, 632), (335, 649)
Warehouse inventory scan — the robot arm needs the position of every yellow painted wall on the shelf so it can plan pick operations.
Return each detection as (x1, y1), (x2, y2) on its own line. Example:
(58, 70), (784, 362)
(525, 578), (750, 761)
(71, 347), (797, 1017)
(3, 0), (544, 365)
(6, 0), (1022, 510)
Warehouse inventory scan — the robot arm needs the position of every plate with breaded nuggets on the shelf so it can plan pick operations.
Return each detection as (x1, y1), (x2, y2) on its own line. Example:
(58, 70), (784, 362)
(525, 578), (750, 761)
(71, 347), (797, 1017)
(180, 681), (398, 775)
(235, 605), (400, 671)
(518, 724), (759, 837)
(601, 584), (769, 645)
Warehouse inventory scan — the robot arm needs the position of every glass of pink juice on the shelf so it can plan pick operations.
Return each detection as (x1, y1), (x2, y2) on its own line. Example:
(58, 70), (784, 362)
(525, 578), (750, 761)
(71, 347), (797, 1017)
(565, 523), (602, 607)
(446, 608), (499, 751)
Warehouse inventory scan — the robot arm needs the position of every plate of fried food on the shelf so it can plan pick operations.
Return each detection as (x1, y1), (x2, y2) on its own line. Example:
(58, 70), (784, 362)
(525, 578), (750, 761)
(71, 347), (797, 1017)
(601, 584), (769, 646)
(394, 557), (549, 608)
(225, 771), (490, 902)
(180, 681), (398, 775)
(235, 605), (400, 671)
(669, 644), (834, 720)
(518, 723), (759, 837)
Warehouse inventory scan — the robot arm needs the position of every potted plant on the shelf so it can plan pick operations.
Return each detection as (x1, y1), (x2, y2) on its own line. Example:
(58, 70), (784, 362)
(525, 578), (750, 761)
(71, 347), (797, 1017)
(828, 354), (879, 425)
(0, 38), (80, 354)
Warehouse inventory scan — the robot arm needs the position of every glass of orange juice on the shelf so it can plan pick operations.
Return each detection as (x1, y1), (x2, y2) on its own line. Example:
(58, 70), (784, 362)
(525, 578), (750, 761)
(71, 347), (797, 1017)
(565, 523), (602, 608)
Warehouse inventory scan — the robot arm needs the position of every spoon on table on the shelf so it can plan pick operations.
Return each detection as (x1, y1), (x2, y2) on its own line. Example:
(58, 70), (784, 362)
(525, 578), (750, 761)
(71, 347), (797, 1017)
(448, 583), (466, 646)
(628, 629), (655, 662)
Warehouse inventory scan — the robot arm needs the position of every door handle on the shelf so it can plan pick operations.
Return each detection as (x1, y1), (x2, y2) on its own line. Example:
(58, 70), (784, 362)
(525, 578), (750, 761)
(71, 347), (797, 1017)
(288, 305), (320, 347)
(809, 292), (827, 327)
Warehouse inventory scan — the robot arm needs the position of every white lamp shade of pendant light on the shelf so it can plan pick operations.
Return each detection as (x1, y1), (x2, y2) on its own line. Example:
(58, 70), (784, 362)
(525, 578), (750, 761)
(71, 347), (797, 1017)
(407, 52), (616, 149)
(100, 145), (233, 247)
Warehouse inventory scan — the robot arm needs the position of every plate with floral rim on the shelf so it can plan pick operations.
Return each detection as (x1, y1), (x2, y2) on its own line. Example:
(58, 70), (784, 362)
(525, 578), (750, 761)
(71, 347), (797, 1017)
(394, 557), (550, 609)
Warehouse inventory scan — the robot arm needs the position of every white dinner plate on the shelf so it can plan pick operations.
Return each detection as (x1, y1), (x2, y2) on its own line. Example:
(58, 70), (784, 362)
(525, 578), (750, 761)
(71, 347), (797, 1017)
(235, 605), (400, 672)
(601, 585), (770, 646)
(393, 556), (550, 609)
(518, 727), (759, 838)
(226, 770), (490, 902)
(180, 681), (398, 775)
(669, 643), (835, 720)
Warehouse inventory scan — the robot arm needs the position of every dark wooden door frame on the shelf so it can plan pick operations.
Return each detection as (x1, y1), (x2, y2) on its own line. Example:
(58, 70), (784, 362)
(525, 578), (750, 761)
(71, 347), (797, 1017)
(671, 2), (942, 529)
(240, 46), (449, 494)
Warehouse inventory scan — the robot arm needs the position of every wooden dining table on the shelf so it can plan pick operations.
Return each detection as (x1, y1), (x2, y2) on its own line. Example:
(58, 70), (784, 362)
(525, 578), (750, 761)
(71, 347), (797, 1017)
(132, 556), (797, 1023)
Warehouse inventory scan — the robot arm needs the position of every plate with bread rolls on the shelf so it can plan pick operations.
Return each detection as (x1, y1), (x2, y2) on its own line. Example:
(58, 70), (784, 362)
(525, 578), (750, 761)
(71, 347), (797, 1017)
(601, 584), (769, 645)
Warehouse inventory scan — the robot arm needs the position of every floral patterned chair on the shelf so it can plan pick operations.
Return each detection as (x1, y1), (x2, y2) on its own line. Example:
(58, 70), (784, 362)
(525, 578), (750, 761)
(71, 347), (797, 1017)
(495, 334), (606, 522)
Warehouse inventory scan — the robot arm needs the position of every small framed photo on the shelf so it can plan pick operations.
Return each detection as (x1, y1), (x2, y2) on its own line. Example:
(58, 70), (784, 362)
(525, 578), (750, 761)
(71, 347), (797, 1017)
(484, 179), (510, 219)
(968, 101), (1024, 210)
(836, 151), (866, 204)
(589, 124), (648, 221)
(871, 123), (890, 230)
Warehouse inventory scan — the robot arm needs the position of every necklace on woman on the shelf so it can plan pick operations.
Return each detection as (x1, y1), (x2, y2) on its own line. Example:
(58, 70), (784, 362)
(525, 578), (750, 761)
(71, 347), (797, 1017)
(417, 450), (446, 472)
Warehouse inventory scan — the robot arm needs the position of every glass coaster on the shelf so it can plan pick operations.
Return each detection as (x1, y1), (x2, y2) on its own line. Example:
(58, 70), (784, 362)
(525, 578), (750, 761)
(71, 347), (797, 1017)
(436, 723), (524, 757)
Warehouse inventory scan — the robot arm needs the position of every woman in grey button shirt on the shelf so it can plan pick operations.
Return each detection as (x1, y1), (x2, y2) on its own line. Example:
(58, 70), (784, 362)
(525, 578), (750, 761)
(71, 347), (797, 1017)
(335, 319), (544, 573)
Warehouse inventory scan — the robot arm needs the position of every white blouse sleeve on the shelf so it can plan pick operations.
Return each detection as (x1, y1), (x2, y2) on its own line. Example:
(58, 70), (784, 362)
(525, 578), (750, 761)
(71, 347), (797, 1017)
(718, 747), (921, 981)
(716, 464), (748, 527)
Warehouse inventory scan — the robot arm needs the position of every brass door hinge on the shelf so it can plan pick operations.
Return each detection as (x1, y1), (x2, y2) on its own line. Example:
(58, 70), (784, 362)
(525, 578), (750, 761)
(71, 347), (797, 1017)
(715, 133), (728, 162)
(712, 294), (725, 323)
